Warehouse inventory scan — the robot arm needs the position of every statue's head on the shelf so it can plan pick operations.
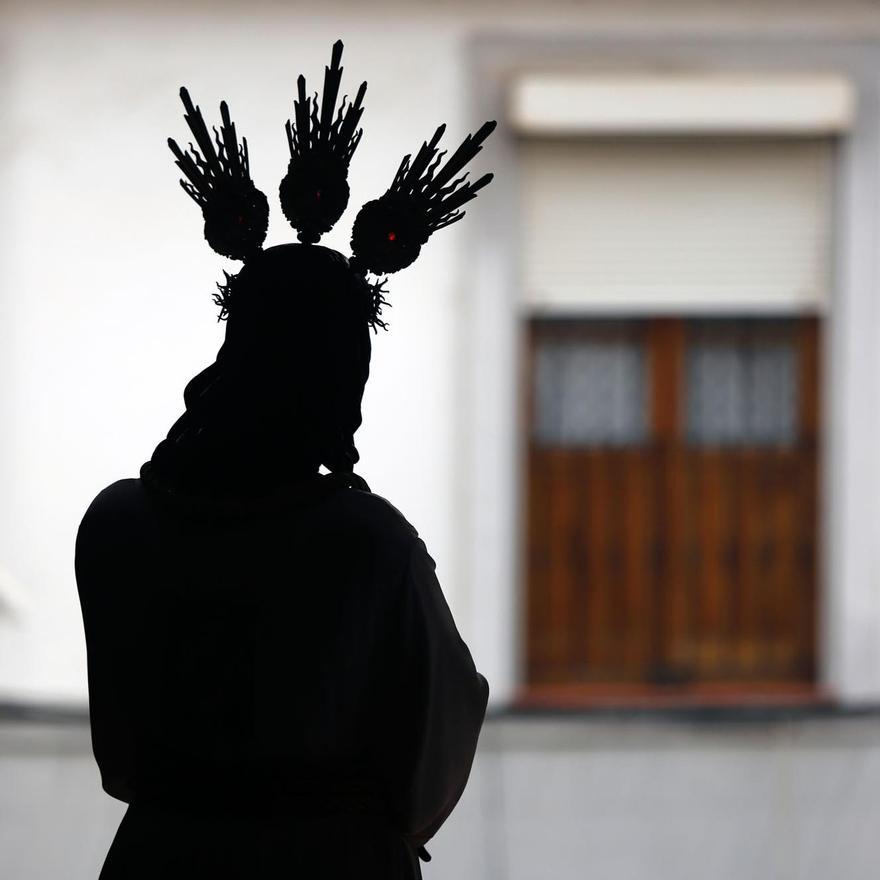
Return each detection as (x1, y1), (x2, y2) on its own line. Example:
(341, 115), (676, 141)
(148, 40), (495, 494)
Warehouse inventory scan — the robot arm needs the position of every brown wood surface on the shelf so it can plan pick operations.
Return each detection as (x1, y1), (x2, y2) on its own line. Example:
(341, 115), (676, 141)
(525, 317), (820, 693)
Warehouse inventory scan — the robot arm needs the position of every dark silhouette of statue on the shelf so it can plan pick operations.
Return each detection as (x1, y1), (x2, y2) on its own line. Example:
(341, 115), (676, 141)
(75, 41), (495, 879)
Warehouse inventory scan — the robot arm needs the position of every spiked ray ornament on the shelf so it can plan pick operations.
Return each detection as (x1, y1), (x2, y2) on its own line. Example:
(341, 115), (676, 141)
(279, 40), (367, 244)
(165, 40), (496, 324)
(168, 88), (269, 261)
(349, 120), (496, 274)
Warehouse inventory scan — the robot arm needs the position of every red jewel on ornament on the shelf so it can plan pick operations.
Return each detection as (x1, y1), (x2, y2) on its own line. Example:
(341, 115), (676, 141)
(387, 230), (396, 241)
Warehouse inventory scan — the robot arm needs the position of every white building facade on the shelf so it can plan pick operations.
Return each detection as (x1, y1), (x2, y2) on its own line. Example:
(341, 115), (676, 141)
(1, 0), (880, 711)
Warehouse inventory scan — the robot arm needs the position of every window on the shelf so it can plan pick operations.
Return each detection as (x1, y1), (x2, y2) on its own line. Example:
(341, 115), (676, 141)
(525, 317), (819, 693)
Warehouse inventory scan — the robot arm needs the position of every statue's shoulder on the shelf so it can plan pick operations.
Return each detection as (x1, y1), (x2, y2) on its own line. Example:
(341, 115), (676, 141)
(76, 478), (154, 550)
(327, 483), (421, 552)
(74, 479), (157, 601)
(80, 477), (149, 524)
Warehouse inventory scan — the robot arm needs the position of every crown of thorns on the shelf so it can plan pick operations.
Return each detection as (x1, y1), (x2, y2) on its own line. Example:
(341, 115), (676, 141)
(168, 40), (496, 328)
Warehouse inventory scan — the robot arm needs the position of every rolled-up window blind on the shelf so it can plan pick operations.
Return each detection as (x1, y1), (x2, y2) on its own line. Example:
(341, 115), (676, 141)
(519, 138), (832, 313)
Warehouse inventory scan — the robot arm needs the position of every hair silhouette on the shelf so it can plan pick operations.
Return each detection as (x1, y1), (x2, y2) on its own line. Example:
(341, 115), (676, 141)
(143, 244), (373, 499)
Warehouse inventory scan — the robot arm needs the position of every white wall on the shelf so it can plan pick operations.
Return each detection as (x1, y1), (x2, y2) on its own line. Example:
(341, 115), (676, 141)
(3, 1), (880, 706)
(0, 5), (474, 703)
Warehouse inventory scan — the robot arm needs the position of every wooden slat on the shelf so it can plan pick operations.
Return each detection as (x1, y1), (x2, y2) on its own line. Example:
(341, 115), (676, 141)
(762, 451), (792, 676)
(795, 452), (819, 679)
(546, 449), (579, 680)
(621, 451), (653, 678)
(571, 452), (592, 679)
(799, 318), (820, 440)
(525, 448), (551, 681)
(736, 450), (764, 676)
(515, 681), (829, 710)
(607, 453), (627, 675)
(649, 318), (682, 444)
(694, 452), (727, 678)
(584, 451), (610, 676)
(795, 318), (820, 679)
(755, 455), (777, 678)
(651, 320), (691, 683)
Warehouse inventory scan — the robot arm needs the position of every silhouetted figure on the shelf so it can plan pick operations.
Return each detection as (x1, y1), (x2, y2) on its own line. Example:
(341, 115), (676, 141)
(75, 41), (495, 878)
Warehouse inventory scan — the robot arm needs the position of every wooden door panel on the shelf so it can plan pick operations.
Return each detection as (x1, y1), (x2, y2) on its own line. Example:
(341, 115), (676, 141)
(527, 448), (658, 684)
(525, 317), (819, 694)
(675, 450), (815, 682)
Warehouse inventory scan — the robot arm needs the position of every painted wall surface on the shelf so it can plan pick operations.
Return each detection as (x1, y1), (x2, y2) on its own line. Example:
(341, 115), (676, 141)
(2, 1), (880, 706)
(0, 7), (472, 703)
(5, 716), (880, 880)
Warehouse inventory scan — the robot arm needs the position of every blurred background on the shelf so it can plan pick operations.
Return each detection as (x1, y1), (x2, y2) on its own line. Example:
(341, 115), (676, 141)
(2, 0), (880, 877)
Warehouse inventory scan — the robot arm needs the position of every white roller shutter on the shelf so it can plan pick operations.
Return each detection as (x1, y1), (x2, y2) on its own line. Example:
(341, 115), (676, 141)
(509, 73), (855, 136)
(519, 137), (833, 313)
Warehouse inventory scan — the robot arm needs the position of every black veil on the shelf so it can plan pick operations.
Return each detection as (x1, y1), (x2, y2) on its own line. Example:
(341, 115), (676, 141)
(142, 244), (372, 501)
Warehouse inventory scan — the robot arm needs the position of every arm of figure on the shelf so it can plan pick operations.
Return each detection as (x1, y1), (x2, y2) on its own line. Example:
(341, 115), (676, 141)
(384, 536), (490, 853)
(74, 488), (137, 803)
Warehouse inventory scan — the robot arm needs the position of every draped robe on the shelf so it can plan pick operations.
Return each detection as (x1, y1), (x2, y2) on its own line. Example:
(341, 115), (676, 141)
(75, 472), (488, 879)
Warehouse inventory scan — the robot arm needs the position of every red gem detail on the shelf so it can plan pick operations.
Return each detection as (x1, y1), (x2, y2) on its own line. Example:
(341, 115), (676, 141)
(387, 230), (396, 241)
